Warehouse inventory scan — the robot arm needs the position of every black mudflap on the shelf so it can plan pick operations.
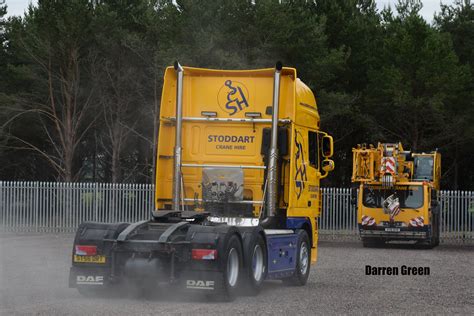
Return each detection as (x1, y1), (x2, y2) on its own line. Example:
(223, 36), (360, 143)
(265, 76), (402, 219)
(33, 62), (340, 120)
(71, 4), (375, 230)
(69, 266), (110, 288)
(179, 270), (225, 293)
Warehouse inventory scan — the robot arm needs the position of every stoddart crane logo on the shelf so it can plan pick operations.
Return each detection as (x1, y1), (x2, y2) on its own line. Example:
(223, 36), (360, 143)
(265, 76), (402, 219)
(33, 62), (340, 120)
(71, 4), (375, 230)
(218, 80), (250, 116)
(294, 130), (307, 199)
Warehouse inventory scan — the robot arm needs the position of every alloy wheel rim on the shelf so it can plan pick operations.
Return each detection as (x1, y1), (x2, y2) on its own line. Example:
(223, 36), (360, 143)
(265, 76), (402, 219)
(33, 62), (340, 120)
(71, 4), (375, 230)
(252, 244), (264, 282)
(299, 241), (309, 275)
(227, 248), (239, 287)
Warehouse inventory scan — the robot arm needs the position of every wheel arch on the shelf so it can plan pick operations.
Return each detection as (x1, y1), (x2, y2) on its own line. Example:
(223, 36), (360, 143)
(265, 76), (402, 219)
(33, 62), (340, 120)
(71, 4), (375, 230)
(286, 217), (312, 247)
(301, 222), (312, 247)
(240, 226), (265, 264)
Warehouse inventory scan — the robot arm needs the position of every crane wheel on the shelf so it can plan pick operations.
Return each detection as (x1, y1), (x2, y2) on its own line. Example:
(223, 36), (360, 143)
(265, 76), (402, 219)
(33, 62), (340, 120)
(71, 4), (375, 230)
(418, 213), (441, 249)
(362, 238), (385, 248)
(434, 212), (440, 246)
(418, 238), (436, 249)
(283, 230), (310, 286)
(241, 233), (267, 295)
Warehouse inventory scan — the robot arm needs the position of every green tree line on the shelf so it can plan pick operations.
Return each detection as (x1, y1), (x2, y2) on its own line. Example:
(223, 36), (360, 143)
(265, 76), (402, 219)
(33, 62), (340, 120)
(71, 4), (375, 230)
(0, 0), (473, 189)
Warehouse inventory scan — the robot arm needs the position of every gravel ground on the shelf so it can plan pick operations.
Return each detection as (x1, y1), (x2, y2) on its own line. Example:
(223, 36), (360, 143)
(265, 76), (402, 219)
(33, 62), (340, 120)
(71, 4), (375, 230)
(0, 233), (473, 315)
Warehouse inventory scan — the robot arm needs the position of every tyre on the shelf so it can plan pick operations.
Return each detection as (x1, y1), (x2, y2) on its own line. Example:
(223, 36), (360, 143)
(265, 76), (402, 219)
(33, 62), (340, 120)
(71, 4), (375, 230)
(418, 238), (435, 249)
(241, 233), (267, 295)
(283, 230), (310, 286)
(419, 213), (440, 249)
(431, 201), (441, 247)
(418, 234), (436, 249)
(433, 212), (440, 247)
(362, 238), (384, 248)
(212, 234), (243, 301)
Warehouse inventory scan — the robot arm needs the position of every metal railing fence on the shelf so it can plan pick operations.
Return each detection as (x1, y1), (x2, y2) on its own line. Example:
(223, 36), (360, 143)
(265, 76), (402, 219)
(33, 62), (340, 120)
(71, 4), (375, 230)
(0, 182), (154, 233)
(319, 188), (358, 239)
(438, 190), (474, 243)
(0, 182), (472, 244)
(319, 188), (474, 244)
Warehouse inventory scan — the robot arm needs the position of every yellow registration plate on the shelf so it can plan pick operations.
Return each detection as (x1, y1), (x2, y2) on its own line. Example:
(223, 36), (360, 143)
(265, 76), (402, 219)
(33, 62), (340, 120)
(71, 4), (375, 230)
(74, 255), (106, 263)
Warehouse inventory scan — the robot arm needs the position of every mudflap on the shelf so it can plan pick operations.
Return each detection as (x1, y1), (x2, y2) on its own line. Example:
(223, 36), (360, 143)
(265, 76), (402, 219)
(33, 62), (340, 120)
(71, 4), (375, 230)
(69, 266), (110, 289)
(179, 270), (225, 293)
(180, 224), (242, 295)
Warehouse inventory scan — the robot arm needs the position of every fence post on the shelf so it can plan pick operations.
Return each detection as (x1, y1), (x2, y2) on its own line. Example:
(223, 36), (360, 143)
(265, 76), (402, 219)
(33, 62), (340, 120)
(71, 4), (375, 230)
(94, 183), (99, 222)
(0, 181), (3, 229)
(35, 181), (39, 233)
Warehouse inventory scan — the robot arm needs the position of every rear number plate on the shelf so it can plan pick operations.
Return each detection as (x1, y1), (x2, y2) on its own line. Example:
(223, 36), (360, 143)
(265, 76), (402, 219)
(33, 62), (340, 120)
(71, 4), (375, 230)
(74, 255), (106, 263)
(385, 228), (400, 232)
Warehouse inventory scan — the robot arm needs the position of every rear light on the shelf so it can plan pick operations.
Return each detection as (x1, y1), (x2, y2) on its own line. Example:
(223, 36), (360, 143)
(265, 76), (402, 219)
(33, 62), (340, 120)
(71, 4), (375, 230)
(192, 249), (217, 260)
(75, 245), (97, 256)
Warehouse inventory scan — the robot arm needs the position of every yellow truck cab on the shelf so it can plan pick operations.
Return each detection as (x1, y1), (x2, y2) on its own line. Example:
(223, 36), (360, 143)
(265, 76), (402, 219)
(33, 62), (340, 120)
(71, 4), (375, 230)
(69, 62), (334, 300)
(352, 143), (441, 248)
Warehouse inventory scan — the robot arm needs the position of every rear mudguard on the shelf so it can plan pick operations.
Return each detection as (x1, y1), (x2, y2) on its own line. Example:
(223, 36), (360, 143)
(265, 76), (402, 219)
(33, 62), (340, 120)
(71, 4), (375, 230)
(70, 222), (129, 288)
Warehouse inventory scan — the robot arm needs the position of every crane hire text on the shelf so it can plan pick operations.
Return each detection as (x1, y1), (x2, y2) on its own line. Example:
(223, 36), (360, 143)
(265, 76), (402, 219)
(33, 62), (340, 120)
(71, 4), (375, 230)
(208, 135), (255, 150)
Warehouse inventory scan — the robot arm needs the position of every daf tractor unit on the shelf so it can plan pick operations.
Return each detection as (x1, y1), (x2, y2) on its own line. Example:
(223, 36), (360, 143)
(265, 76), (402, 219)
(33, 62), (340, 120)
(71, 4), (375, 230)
(351, 142), (441, 248)
(69, 62), (335, 300)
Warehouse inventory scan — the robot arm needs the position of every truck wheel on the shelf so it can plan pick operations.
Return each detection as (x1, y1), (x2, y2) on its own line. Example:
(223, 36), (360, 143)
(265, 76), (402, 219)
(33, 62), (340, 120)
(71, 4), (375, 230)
(283, 230), (310, 286)
(211, 234), (243, 301)
(241, 233), (267, 295)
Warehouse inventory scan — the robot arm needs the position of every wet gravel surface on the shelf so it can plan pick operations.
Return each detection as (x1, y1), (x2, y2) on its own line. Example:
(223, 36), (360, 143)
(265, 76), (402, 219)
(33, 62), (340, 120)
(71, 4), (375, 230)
(1, 233), (473, 315)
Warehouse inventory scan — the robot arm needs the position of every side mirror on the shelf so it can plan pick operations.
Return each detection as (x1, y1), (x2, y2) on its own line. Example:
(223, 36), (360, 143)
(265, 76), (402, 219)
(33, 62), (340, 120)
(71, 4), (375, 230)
(321, 159), (334, 172)
(322, 135), (333, 158)
(320, 159), (334, 179)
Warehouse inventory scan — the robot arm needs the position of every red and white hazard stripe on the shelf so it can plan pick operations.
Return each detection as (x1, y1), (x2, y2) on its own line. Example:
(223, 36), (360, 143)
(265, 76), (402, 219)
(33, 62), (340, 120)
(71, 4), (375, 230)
(390, 204), (401, 219)
(380, 157), (396, 174)
(361, 215), (376, 226)
(409, 216), (424, 227)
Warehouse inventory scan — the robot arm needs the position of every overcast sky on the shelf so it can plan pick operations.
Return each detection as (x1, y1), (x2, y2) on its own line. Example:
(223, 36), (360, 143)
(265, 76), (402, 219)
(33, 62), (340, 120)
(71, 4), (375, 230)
(4, 0), (455, 22)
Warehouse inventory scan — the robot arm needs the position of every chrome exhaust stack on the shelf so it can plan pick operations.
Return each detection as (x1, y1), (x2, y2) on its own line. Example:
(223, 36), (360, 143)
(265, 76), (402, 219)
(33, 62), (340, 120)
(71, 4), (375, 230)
(172, 61), (184, 212)
(265, 62), (283, 219)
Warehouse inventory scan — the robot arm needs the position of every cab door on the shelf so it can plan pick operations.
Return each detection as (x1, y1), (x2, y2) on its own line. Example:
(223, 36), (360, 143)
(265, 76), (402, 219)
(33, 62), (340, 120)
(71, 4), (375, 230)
(290, 127), (319, 216)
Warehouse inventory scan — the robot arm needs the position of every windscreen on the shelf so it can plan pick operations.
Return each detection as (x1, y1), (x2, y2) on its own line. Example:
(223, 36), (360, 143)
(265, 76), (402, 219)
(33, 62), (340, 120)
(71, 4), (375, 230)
(414, 156), (434, 180)
(363, 185), (423, 209)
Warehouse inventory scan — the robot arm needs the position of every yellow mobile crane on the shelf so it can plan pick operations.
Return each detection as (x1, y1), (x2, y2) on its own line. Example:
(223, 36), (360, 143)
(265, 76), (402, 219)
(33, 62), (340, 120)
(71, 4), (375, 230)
(351, 143), (441, 248)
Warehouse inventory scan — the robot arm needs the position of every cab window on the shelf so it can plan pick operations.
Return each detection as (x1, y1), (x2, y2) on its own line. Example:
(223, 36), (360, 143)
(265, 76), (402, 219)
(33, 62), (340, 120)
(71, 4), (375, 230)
(308, 131), (318, 169)
(362, 185), (424, 209)
(414, 156), (434, 181)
